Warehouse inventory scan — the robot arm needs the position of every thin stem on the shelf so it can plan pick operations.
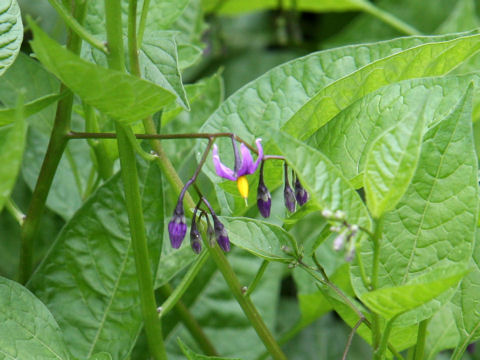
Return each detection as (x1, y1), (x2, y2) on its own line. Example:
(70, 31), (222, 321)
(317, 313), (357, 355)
(157, 285), (218, 356)
(342, 317), (364, 360)
(245, 260), (269, 297)
(18, 0), (86, 284)
(104, 0), (125, 71)
(158, 250), (210, 318)
(371, 215), (384, 290)
(360, 2), (421, 36)
(47, 0), (108, 53)
(127, 0), (141, 76)
(414, 319), (430, 360)
(65, 146), (83, 196)
(5, 198), (25, 226)
(137, 0), (151, 46)
(115, 123), (166, 360)
(375, 316), (397, 360)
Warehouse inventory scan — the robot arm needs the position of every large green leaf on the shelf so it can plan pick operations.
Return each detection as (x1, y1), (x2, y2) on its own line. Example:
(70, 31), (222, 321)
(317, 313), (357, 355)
(0, 98), (25, 212)
(310, 74), (480, 188)
(364, 114), (425, 218)
(282, 33), (480, 140)
(360, 264), (468, 320)
(353, 84), (478, 326)
(0, 276), (69, 360)
(28, 161), (164, 360)
(29, 20), (175, 123)
(0, 0), (22, 77)
(220, 217), (297, 262)
(177, 338), (241, 360)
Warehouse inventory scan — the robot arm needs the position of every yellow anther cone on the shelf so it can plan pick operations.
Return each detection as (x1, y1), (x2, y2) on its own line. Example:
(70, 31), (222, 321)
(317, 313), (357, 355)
(236, 176), (249, 204)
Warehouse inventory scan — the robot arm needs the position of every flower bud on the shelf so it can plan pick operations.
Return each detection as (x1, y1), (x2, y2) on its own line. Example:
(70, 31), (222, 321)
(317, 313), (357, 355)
(284, 185), (296, 213)
(213, 216), (230, 252)
(257, 165), (271, 217)
(322, 209), (333, 218)
(190, 220), (202, 254)
(168, 201), (187, 249)
(333, 231), (346, 251)
(294, 177), (308, 206)
(345, 246), (355, 262)
(334, 210), (346, 220)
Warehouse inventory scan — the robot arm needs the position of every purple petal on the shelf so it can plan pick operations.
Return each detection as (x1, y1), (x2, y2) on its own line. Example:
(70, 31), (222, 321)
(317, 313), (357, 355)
(251, 139), (263, 173)
(237, 143), (254, 176)
(212, 144), (236, 180)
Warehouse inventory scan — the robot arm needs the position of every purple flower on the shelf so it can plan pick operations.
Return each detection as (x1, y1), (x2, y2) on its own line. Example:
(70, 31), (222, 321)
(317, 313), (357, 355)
(213, 216), (230, 252)
(168, 202), (187, 249)
(212, 139), (263, 200)
(294, 177), (308, 206)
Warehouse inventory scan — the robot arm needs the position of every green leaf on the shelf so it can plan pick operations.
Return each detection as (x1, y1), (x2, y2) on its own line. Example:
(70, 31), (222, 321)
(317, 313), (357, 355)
(360, 264), (468, 320)
(435, 0), (480, 34)
(0, 93), (64, 126)
(0, 0), (23, 77)
(0, 276), (69, 359)
(352, 84), (478, 326)
(140, 31), (189, 110)
(141, 0), (190, 29)
(28, 161), (164, 360)
(28, 19), (175, 123)
(283, 32), (480, 140)
(177, 338), (241, 360)
(310, 74), (480, 187)
(0, 96), (26, 212)
(364, 114), (425, 218)
(220, 217), (297, 262)
(88, 353), (113, 360)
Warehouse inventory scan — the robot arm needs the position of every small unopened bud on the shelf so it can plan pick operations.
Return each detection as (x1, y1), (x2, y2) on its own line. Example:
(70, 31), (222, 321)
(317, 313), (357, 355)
(190, 220), (202, 254)
(241, 286), (248, 294)
(213, 216), (230, 252)
(168, 201), (187, 249)
(334, 210), (346, 220)
(294, 177), (309, 206)
(322, 209), (333, 218)
(206, 218), (215, 247)
(284, 185), (296, 213)
(330, 226), (342, 232)
(333, 231), (347, 251)
(257, 162), (272, 218)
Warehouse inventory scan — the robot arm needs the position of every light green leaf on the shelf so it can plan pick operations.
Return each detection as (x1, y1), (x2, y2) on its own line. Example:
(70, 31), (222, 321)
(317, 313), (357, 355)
(364, 114), (425, 218)
(424, 303), (459, 360)
(142, 0), (190, 29)
(360, 264), (468, 320)
(220, 217), (297, 262)
(0, 93), (64, 126)
(155, 246), (195, 289)
(29, 19), (175, 123)
(88, 353), (112, 360)
(177, 338), (241, 360)
(283, 32), (480, 140)
(352, 84), (478, 326)
(140, 31), (188, 109)
(0, 0), (23, 77)
(310, 74), (480, 187)
(28, 161), (164, 360)
(0, 96), (25, 212)
(435, 0), (480, 34)
(204, 0), (367, 14)
(0, 276), (69, 360)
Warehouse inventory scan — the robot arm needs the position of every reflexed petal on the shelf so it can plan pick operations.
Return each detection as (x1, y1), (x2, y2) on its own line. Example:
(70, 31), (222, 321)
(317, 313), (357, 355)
(212, 144), (236, 180)
(238, 143), (254, 176)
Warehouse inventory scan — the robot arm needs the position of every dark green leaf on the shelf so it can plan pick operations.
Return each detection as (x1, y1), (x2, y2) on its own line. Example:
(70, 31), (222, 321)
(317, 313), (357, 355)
(177, 337), (241, 360)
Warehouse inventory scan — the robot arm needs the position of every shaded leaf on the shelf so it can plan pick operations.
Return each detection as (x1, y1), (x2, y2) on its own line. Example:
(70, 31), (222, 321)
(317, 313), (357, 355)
(0, 93), (64, 126)
(0, 276), (69, 360)
(29, 19), (175, 123)
(0, 0), (23, 77)
(177, 338), (241, 360)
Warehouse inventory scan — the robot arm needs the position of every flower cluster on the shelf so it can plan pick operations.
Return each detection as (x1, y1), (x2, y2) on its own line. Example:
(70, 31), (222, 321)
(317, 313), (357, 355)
(168, 136), (309, 254)
(321, 209), (359, 262)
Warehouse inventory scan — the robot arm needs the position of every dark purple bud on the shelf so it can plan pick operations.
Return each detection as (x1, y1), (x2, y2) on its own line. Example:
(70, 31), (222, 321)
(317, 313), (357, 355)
(190, 220), (202, 254)
(213, 216), (230, 252)
(284, 185), (296, 213)
(168, 202), (187, 249)
(467, 343), (476, 354)
(206, 217), (215, 247)
(294, 177), (309, 206)
(257, 162), (271, 218)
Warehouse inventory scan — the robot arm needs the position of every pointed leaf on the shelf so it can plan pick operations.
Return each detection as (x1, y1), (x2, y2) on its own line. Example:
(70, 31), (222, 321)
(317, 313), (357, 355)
(0, 276), (69, 360)
(364, 114), (425, 218)
(29, 19), (175, 123)
(0, 0), (23, 77)
(28, 161), (164, 360)
(0, 93), (64, 126)
(360, 264), (468, 320)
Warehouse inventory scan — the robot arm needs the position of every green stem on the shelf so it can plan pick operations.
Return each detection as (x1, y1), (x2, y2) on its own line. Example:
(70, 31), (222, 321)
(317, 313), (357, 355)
(375, 316), (397, 360)
(158, 250), (209, 318)
(158, 285), (218, 356)
(245, 260), (269, 297)
(18, 0), (86, 284)
(414, 319), (430, 360)
(141, 117), (287, 359)
(360, 2), (421, 36)
(65, 146), (83, 196)
(115, 123), (166, 359)
(371, 215), (384, 354)
(5, 198), (25, 226)
(47, 0), (108, 53)
(104, 0), (125, 71)
(137, 0), (151, 46)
